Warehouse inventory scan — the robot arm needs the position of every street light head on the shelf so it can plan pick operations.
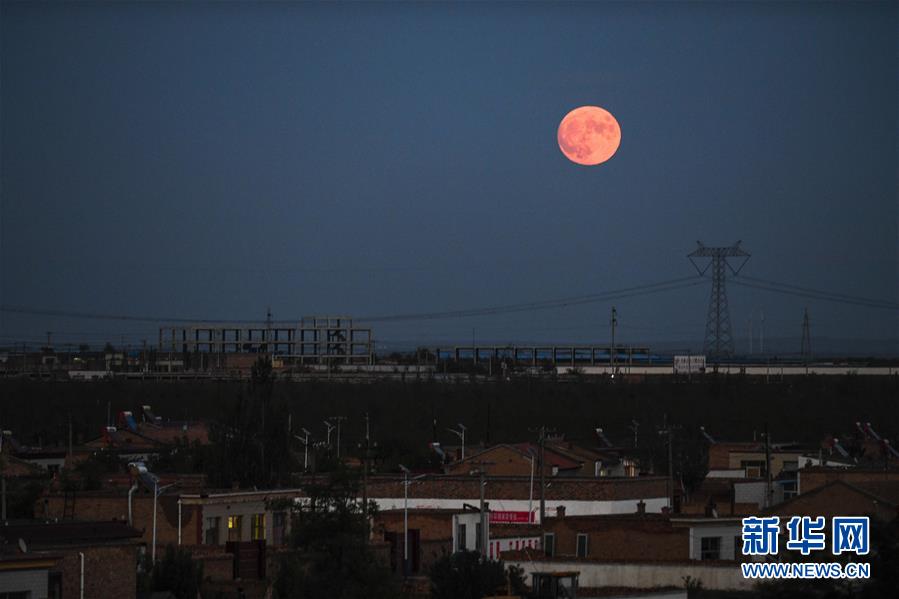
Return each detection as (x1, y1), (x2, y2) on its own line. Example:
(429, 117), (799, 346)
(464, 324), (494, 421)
(458, 423), (466, 431)
(398, 464), (411, 474)
(302, 428), (311, 436)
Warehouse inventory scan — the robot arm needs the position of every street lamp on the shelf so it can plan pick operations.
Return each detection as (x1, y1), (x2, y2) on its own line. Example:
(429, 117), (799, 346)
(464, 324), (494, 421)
(323, 420), (336, 449)
(447, 423), (466, 461)
(526, 447), (537, 523)
(294, 428), (312, 471)
(152, 480), (176, 563)
(398, 464), (426, 576)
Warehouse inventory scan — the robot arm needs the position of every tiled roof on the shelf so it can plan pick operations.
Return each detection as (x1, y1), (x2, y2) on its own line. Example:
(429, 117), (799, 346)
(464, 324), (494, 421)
(0, 521), (141, 548)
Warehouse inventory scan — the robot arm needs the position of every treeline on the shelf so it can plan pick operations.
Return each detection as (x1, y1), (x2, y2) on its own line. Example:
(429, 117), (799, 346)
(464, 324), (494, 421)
(1, 373), (897, 460)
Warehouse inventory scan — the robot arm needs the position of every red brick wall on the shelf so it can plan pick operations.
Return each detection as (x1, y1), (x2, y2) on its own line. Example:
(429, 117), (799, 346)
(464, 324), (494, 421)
(544, 518), (688, 562)
(41, 493), (201, 552)
(799, 468), (899, 494)
(770, 482), (896, 522)
(372, 511), (454, 541)
(56, 544), (138, 599)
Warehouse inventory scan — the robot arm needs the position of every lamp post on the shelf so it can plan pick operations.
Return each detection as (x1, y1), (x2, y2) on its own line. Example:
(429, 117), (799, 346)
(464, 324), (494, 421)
(527, 448), (536, 523)
(330, 416), (347, 458)
(152, 481), (176, 562)
(447, 423), (466, 461)
(398, 465), (425, 577)
(294, 428), (311, 471)
(323, 420), (335, 450)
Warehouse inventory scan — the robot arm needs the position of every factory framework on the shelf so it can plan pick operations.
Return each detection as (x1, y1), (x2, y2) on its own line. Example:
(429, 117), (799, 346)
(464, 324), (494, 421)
(158, 316), (374, 365)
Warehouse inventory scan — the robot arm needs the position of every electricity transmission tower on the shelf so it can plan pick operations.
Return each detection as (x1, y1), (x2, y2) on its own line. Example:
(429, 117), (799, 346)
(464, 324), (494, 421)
(688, 241), (750, 359)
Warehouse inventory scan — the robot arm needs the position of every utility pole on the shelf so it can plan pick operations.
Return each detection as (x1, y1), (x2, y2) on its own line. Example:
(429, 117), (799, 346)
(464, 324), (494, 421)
(610, 306), (617, 375)
(687, 241), (751, 360)
(330, 416), (347, 459)
(362, 413), (371, 544)
(800, 308), (811, 363)
(538, 426), (546, 525)
(658, 415), (677, 511)
(748, 313), (753, 355)
(760, 312), (765, 355)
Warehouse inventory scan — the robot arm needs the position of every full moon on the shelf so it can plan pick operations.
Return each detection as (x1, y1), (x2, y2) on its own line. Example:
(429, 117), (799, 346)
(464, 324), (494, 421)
(557, 105), (621, 166)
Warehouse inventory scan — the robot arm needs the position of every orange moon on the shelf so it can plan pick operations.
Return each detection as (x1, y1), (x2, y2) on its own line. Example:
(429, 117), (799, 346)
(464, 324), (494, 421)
(557, 105), (621, 165)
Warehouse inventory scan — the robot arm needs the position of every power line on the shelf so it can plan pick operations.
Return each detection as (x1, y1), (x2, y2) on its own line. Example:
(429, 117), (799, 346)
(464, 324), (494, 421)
(731, 278), (899, 310)
(0, 276), (704, 326)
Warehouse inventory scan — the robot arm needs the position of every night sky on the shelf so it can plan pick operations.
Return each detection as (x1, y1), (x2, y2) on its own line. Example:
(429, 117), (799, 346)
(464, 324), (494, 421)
(1, 2), (897, 353)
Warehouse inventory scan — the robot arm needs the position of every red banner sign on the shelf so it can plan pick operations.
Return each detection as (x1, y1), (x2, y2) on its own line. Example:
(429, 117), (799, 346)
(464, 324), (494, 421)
(489, 511), (534, 524)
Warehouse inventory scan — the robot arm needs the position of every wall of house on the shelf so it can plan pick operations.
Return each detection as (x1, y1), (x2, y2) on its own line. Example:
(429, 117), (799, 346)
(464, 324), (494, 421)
(769, 482), (897, 522)
(687, 524), (742, 561)
(799, 469), (899, 494)
(201, 500), (286, 546)
(372, 511), (455, 542)
(41, 493), (195, 550)
(510, 559), (753, 591)
(542, 522), (688, 562)
(57, 544), (139, 599)
(372, 497), (669, 518)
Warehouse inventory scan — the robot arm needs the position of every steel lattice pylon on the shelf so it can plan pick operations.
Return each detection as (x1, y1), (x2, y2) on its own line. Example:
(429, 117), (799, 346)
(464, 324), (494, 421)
(688, 241), (750, 359)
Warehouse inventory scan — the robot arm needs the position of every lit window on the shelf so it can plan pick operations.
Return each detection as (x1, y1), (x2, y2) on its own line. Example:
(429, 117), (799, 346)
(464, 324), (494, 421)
(252, 513), (266, 541)
(227, 515), (243, 542)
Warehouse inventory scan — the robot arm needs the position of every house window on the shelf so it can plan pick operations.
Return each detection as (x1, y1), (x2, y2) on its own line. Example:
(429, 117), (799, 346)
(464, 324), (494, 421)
(576, 534), (588, 558)
(700, 536), (721, 560)
(740, 460), (765, 478)
(204, 516), (221, 545)
(251, 513), (266, 541)
(543, 533), (555, 557)
(272, 511), (287, 546)
(735, 536), (743, 560)
(594, 461), (603, 477)
(227, 515), (243, 542)
(457, 523), (467, 551)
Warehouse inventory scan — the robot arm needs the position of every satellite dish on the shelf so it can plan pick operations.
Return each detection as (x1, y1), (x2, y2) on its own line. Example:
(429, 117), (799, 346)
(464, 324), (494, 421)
(18, 538), (27, 554)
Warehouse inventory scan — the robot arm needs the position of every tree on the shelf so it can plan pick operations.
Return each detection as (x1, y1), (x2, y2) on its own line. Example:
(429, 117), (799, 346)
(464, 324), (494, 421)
(429, 551), (525, 599)
(204, 356), (296, 488)
(138, 544), (203, 599)
(272, 467), (398, 599)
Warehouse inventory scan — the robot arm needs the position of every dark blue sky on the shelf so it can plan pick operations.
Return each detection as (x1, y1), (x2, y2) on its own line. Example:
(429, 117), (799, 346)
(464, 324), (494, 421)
(1, 2), (897, 353)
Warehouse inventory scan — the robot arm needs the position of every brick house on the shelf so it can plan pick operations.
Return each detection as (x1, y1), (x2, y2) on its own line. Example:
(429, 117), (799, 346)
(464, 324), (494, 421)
(766, 478), (899, 524)
(0, 521), (142, 599)
(798, 466), (899, 495)
(536, 506), (742, 563)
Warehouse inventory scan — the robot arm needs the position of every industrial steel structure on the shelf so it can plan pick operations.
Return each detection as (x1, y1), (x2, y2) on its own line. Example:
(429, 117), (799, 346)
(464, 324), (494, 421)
(688, 241), (750, 359)
(158, 316), (374, 364)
